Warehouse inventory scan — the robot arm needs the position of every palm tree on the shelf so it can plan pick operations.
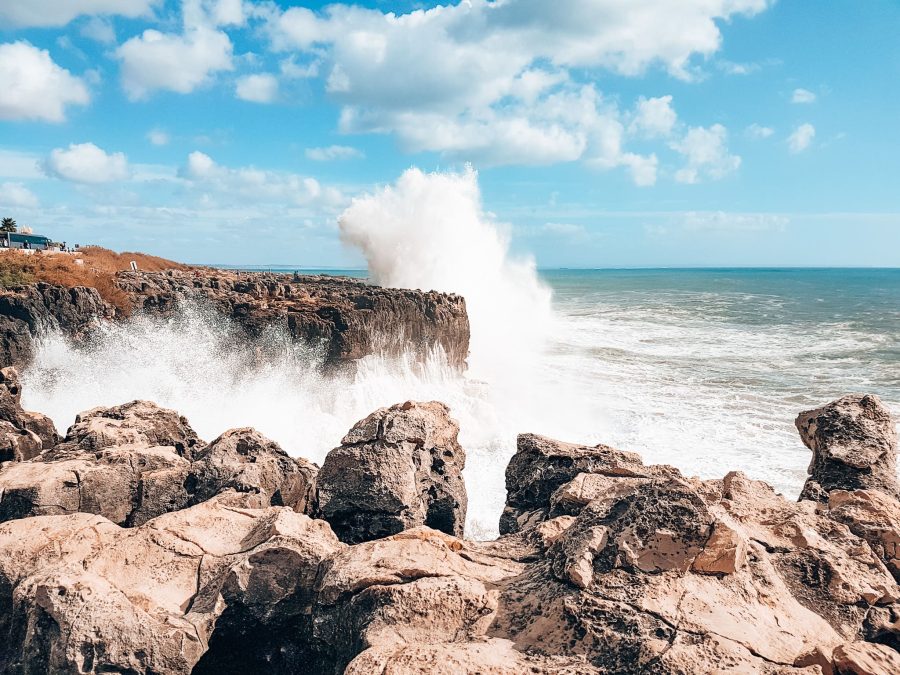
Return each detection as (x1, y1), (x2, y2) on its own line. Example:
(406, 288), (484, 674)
(0, 218), (16, 233)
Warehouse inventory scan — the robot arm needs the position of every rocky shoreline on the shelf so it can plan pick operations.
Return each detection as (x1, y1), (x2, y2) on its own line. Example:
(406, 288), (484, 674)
(0, 363), (898, 673)
(0, 269), (470, 371)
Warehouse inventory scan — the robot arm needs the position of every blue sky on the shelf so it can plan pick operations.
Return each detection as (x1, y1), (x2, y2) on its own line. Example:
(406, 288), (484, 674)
(0, 0), (898, 267)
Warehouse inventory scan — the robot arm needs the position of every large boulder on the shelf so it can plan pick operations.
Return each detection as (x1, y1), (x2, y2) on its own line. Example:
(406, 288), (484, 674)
(0, 492), (342, 675)
(0, 402), (318, 526)
(797, 394), (898, 502)
(315, 401), (467, 543)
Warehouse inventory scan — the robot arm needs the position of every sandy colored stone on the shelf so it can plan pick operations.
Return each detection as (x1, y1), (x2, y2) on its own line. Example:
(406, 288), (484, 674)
(832, 642), (900, 674)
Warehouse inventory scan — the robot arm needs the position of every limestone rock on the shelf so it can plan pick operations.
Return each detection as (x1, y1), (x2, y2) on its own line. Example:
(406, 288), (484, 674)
(797, 394), (898, 501)
(0, 367), (58, 455)
(316, 401), (467, 543)
(828, 489), (900, 582)
(0, 494), (341, 674)
(832, 642), (900, 674)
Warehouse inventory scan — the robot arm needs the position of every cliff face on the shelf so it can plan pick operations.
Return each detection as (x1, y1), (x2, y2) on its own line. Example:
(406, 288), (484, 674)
(0, 269), (470, 370)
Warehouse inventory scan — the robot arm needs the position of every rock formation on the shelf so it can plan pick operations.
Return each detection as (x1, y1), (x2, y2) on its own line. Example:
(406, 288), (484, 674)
(0, 400), (316, 526)
(315, 401), (467, 543)
(0, 393), (898, 674)
(0, 269), (470, 371)
(797, 394), (898, 501)
(0, 367), (57, 461)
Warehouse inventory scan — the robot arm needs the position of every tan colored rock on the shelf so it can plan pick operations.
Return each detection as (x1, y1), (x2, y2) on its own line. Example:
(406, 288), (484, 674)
(832, 642), (900, 674)
(316, 401), (467, 543)
(692, 520), (748, 575)
(0, 367), (58, 455)
(0, 419), (42, 462)
(828, 489), (900, 581)
(0, 493), (342, 674)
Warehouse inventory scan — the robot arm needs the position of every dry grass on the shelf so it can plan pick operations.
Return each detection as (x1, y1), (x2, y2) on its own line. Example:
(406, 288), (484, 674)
(0, 247), (191, 315)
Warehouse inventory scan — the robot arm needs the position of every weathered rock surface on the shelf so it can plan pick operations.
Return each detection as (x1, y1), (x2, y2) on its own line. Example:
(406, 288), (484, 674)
(0, 401), (317, 526)
(0, 492), (342, 674)
(316, 400), (467, 543)
(115, 269), (470, 370)
(0, 367), (57, 460)
(0, 283), (113, 369)
(0, 393), (898, 674)
(797, 394), (898, 501)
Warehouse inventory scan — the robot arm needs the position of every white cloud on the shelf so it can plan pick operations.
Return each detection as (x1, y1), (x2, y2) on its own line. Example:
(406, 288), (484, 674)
(43, 142), (129, 183)
(305, 145), (364, 161)
(787, 123), (815, 153)
(682, 211), (788, 232)
(0, 0), (157, 28)
(0, 182), (39, 208)
(179, 151), (344, 207)
(746, 123), (774, 139)
(0, 42), (90, 122)
(261, 0), (771, 174)
(670, 124), (740, 183)
(0, 150), (42, 179)
(117, 2), (234, 101)
(791, 88), (816, 104)
(80, 17), (117, 44)
(235, 73), (279, 103)
(629, 95), (677, 138)
(147, 128), (170, 146)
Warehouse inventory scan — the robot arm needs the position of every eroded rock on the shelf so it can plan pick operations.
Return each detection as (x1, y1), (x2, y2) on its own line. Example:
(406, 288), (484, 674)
(316, 401), (467, 543)
(797, 394), (898, 501)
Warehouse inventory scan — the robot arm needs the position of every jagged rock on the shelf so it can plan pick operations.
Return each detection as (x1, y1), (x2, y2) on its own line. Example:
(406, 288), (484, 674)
(0, 283), (113, 369)
(0, 493), (341, 674)
(315, 401), (467, 543)
(48, 399), (203, 459)
(0, 367), (58, 453)
(827, 489), (900, 582)
(0, 402), (317, 526)
(114, 269), (471, 370)
(797, 394), (898, 501)
(190, 427), (318, 512)
(501, 433), (677, 534)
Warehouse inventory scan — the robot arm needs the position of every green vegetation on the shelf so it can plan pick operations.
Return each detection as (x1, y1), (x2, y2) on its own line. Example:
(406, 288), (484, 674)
(0, 218), (17, 233)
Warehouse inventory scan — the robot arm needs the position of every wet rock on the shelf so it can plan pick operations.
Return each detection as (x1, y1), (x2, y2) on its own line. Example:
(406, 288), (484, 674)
(797, 394), (898, 501)
(0, 367), (58, 453)
(316, 401), (467, 543)
(115, 269), (471, 370)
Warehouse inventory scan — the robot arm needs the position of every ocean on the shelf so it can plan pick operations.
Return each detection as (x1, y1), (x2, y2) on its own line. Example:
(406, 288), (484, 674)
(20, 267), (900, 539)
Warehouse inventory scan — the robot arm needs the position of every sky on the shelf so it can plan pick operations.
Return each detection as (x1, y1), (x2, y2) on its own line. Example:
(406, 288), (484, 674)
(0, 0), (898, 267)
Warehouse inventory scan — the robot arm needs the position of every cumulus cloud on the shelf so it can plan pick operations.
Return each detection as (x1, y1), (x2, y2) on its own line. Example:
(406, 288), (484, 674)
(0, 42), (90, 122)
(0, 182), (39, 208)
(260, 0), (770, 177)
(116, 2), (234, 99)
(179, 151), (344, 207)
(629, 95), (677, 138)
(235, 73), (279, 103)
(305, 145), (364, 161)
(0, 0), (157, 28)
(80, 17), (117, 44)
(670, 124), (740, 183)
(745, 123), (774, 139)
(787, 123), (815, 153)
(791, 88), (816, 104)
(43, 143), (129, 183)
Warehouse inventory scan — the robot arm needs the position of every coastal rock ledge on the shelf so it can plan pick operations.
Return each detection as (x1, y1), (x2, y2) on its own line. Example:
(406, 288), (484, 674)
(1, 389), (899, 674)
(0, 269), (471, 371)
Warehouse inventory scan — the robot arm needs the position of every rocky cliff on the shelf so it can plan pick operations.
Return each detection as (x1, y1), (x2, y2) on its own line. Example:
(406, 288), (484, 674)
(0, 382), (898, 674)
(0, 268), (470, 370)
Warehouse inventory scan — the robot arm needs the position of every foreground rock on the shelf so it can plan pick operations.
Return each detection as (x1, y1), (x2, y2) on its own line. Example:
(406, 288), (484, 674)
(0, 401), (317, 526)
(0, 367), (57, 460)
(316, 401), (467, 543)
(797, 394), (898, 502)
(0, 394), (898, 674)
